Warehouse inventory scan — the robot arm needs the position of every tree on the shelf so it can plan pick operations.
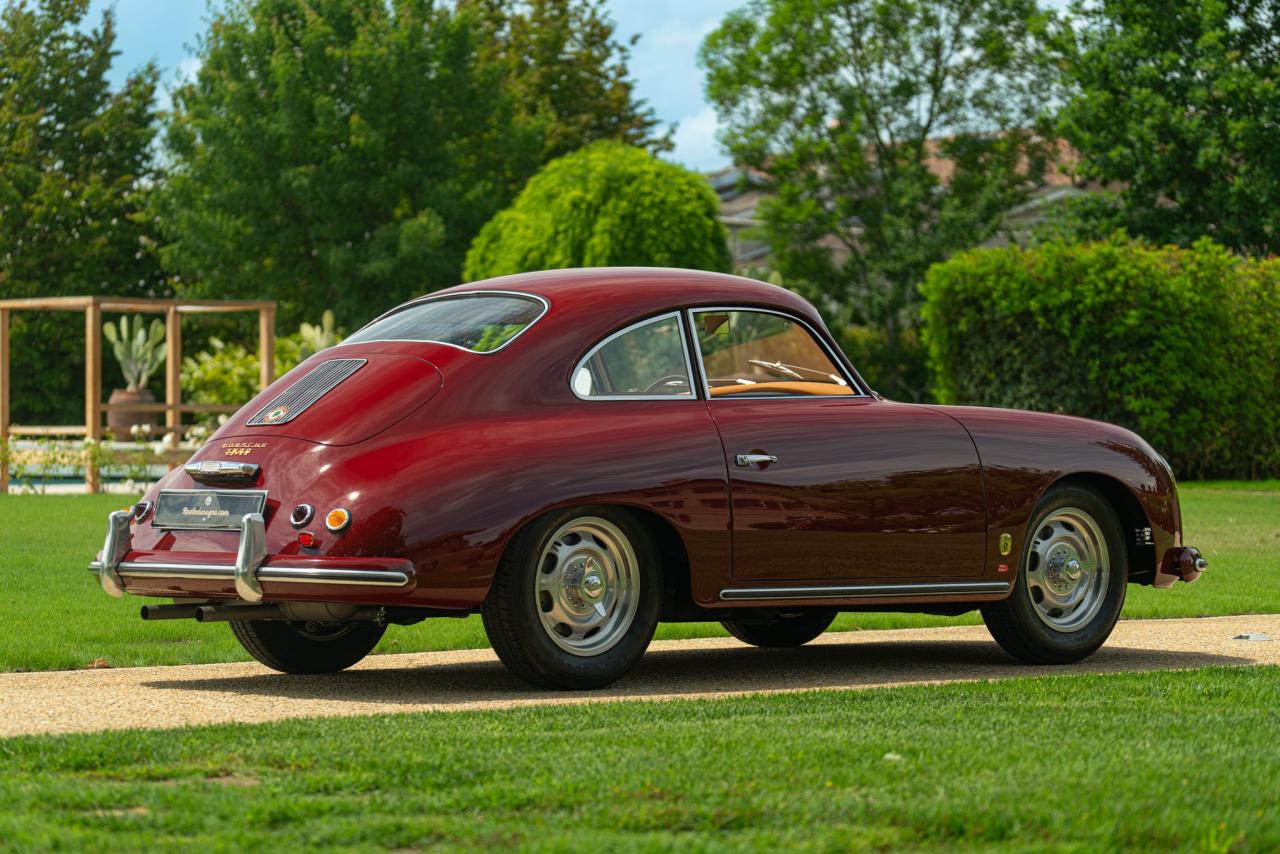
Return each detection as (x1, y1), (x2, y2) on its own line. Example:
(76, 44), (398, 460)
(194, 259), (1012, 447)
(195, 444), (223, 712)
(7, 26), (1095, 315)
(157, 0), (542, 330)
(0, 0), (162, 422)
(463, 142), (730, 280)
(461, 0), (671, 159)
(700, 0), (1057, 400)
(1056, 1), (1280, 254)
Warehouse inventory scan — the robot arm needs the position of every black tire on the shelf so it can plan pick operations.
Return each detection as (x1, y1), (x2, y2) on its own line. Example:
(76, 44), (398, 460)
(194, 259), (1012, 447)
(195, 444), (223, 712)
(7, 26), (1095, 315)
(481, 507), (661, 690)
(229, 619), (385, 674)
(722, 609), (837, 648)
(981, 483), (1127, 664)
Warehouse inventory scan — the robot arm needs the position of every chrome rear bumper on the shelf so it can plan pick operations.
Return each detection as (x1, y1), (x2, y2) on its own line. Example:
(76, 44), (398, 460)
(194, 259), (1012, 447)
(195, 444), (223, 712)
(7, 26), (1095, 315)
(88, 511), (411, 603)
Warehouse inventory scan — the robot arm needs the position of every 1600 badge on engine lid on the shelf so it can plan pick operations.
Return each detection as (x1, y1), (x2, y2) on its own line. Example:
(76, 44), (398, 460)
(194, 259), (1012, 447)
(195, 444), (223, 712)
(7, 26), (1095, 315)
(152, 489), (268, 530)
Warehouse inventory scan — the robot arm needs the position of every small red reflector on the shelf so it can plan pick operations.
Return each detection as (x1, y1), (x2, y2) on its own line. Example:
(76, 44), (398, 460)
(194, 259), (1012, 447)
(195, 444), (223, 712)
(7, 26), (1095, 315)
(997, 563), (1010, 573)
(297, 532), (317, 548)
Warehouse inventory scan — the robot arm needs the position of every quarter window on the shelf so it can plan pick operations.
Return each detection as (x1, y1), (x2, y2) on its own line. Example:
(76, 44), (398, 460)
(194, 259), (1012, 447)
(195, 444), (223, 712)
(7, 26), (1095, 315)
(691, 310), (854, 397)
(573, 314), (694, 399)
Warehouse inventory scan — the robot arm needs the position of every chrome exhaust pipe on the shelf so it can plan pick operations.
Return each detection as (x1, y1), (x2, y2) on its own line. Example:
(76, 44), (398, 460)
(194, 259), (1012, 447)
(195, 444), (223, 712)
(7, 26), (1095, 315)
(140, 603), (202, 621)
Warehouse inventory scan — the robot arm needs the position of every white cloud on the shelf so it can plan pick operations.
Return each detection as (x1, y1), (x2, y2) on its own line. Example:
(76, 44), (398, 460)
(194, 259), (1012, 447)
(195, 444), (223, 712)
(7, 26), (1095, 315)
(669, 105), (729, 173)
(156, 56), (203, 113)
(176, 56), (203, 81)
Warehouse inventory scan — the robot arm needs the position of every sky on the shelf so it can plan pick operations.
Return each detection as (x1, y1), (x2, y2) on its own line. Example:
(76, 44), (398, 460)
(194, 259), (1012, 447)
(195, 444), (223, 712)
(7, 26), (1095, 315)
(86, 0), (745, 172)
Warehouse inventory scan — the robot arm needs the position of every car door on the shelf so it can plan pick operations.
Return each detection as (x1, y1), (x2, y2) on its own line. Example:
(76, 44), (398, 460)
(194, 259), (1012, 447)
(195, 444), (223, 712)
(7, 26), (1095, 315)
(688, 308), (988, 583)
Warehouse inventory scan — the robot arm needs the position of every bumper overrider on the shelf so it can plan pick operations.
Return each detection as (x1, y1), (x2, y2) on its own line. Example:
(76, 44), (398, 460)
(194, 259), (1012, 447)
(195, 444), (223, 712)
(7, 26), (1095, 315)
(88, 510), (415, 603)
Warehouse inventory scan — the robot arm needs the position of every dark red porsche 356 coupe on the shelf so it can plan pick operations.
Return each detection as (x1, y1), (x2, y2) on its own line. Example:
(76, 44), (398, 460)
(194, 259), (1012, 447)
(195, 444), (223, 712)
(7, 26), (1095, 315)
(91, 268), (1205, 689)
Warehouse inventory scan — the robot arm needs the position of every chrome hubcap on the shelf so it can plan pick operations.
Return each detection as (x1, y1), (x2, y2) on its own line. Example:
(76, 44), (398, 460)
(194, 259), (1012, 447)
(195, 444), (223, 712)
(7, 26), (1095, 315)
(535, 517), (640, 656)
(1025, 507), (1110, 632)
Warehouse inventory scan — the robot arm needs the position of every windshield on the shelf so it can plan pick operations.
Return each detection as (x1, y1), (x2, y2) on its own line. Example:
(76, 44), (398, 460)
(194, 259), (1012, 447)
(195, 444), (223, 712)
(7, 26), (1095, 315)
(345, 293), (546, 353)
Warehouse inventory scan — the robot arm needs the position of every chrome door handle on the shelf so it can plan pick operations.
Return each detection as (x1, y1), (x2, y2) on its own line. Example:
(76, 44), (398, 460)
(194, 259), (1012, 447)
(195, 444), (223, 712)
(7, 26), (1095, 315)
(735, 453), (778, 467)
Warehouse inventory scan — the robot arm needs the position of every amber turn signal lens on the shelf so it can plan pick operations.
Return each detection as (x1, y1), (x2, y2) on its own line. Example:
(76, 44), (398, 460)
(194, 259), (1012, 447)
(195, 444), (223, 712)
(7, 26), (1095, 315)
(324, 508), (351, 533)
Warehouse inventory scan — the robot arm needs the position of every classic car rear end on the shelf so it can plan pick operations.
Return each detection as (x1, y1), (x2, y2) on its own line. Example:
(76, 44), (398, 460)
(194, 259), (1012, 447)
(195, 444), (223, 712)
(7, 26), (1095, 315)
(90, 269), (1206, 689)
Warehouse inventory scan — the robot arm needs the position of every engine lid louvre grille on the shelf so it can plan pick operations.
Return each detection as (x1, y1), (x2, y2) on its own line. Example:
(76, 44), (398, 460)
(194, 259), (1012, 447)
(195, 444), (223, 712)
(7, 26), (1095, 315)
(247, 358), (366, 426)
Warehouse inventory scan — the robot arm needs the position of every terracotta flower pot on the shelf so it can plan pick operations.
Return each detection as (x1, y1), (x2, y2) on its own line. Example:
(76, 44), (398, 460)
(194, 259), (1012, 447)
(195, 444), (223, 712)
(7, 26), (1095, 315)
(106, 388), (159, 440)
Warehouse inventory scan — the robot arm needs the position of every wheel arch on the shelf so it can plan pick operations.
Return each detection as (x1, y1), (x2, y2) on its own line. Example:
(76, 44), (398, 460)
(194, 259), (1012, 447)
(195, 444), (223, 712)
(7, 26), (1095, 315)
(488, 501), (697, 619)
(1039, 472), (1157, 583)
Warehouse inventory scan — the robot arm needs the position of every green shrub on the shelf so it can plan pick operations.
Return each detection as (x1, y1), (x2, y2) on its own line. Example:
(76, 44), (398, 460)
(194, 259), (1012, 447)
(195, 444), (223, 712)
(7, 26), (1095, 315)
(181, 335), (304, 424)
(463, 142), (731, 279)
(921, 237), (1280, 479)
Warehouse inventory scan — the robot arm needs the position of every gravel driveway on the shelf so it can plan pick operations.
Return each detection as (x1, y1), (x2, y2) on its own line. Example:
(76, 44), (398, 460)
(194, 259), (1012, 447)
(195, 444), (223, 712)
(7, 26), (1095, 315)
(2, 614), (1276, 738)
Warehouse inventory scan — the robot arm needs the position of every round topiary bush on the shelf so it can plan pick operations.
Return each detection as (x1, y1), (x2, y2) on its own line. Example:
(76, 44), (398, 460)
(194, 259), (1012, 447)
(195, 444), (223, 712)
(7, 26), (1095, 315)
(921, 236), (1280, 479)
(463, 142), (731, 280)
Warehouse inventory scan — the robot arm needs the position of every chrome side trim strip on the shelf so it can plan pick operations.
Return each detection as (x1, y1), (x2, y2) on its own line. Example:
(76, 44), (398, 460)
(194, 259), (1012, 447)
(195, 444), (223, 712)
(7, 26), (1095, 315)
(718, 581), (1011, 601)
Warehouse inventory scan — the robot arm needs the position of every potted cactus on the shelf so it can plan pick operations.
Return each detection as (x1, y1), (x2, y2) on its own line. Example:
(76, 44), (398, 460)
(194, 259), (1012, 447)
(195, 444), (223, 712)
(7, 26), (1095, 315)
(103, 314), (166, 439)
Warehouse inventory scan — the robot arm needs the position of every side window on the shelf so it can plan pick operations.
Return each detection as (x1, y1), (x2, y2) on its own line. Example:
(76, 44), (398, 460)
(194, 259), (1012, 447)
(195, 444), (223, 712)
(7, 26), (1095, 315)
(691, 309), (854, 397)
(572, 313), (694, 399)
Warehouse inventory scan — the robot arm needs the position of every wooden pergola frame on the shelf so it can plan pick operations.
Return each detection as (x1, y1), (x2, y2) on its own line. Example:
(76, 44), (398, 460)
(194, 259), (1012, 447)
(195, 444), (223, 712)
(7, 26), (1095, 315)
(0, 296), (276, 493)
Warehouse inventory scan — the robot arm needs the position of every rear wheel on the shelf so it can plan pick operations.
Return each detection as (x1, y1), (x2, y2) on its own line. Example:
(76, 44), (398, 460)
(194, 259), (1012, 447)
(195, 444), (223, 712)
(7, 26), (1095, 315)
(722, 610), (836, 648)
(481, 508), (660, 690)
(981, 484), (1127, 664)
(230, 619), (385, 674)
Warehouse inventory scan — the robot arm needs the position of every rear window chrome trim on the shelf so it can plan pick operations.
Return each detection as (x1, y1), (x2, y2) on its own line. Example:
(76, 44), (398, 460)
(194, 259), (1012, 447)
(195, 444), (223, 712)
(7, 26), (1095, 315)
(685, 306), (870, 400)
(570, 311), (700, 402)
(344, 290), (550, 355)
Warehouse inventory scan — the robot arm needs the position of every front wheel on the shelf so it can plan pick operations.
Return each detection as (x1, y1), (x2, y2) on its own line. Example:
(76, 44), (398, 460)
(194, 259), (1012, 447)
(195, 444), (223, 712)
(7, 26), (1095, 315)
(722, 610), (836, 648)
(230, 619), (385, 674)
(481, 508), (660, 690)
(981, 484), (1127, 664)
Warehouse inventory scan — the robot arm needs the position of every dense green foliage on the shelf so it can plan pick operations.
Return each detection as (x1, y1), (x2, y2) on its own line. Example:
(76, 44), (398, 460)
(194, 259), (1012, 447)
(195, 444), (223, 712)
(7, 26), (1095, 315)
(700, 0), (1058, 401)
(462, 0), (670, 160)
(156, 0), (667, 331)
(156, 0), (540, 330)
(3, 481), (1274, 670)
(0, 0), (164, 422)
(922, 238), (1280, 479)
(464, 142), (730, 279)
(1056, 1), (1280, 253)
(180, 335), (303, 424)
(2, 668), (1277, 849)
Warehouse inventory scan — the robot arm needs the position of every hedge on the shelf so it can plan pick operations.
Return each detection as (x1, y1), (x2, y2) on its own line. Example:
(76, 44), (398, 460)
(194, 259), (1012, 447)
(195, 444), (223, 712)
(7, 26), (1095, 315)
(921, 237), (1280, 480)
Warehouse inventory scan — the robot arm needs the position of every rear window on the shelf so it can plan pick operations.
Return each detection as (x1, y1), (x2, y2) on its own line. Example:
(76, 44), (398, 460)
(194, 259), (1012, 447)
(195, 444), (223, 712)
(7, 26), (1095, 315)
(345, 293), (546, 353)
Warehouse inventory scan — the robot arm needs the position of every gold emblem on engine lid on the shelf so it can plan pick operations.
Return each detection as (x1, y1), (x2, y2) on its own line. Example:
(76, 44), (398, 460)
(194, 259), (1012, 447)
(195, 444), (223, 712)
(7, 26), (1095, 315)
(999, 533), (1013, 556)
(222, 441), (267, 457)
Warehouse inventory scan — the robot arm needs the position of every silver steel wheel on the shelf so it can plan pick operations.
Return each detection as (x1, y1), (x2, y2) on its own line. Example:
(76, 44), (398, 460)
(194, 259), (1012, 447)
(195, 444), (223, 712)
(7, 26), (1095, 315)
(534, 516), (641, 657)
(1025, 507), (1111, 632)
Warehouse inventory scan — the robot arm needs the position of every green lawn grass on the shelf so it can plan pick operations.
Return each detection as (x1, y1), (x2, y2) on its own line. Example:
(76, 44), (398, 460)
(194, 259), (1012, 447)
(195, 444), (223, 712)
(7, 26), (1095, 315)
(1, 666), (1276, 850)
(2, 480), (1276, 671)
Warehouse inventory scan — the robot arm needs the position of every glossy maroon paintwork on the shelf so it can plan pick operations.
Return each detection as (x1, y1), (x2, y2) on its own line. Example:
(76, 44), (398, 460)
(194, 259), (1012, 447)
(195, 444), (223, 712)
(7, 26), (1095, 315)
(710, 397), (987, 580)
(117, 268), (1193, 612)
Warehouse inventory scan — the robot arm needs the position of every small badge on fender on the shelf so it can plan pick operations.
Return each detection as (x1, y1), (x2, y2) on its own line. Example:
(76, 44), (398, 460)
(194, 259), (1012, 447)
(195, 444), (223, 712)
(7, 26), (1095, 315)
(999, 533), (1013, 556)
